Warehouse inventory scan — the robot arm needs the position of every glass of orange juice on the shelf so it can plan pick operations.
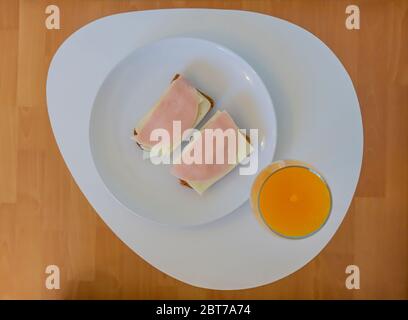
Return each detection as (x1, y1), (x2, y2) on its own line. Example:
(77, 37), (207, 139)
(250, 160), (332, 239)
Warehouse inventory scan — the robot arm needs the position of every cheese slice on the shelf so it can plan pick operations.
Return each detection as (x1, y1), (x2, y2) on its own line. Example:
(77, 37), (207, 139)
(133, 76), (212, 154)
(171, 111), (253, 195)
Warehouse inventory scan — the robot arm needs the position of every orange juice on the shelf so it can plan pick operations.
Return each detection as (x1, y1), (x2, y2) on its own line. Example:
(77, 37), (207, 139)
(251, 161), (331, 238)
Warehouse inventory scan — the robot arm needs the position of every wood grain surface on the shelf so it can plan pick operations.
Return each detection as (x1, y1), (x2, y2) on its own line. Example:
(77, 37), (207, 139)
(0, 0), (407, 299)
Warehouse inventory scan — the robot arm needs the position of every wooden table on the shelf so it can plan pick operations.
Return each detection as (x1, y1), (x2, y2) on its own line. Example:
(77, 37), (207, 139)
(0, 0), (407, 299)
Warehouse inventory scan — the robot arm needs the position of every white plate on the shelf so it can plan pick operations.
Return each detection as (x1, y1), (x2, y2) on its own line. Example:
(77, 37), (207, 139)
(89, 37), (276, 226)
(47, 9), (363, 290)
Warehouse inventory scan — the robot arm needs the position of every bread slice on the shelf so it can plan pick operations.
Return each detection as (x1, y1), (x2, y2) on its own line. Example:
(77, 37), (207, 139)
(176, 111), (253, 195)
(133, 74), (214, 153)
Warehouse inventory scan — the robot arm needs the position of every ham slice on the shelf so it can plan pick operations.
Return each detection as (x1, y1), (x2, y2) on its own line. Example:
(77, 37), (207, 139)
(171, 111), (241, 182)
(135, 76), (199, 148)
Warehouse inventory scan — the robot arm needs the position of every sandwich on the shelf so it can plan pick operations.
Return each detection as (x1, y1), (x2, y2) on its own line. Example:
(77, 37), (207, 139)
(133, 74), (214, 153)
(171, 110), (253, 195)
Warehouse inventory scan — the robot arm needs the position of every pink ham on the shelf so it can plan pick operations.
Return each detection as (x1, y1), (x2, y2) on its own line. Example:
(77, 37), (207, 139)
(171, 111), (240, 182)
(135, 76), (199, 148)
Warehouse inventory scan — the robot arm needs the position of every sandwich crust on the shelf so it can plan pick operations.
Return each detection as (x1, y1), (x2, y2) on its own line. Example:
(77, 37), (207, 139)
(179, 179), (192, 188)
